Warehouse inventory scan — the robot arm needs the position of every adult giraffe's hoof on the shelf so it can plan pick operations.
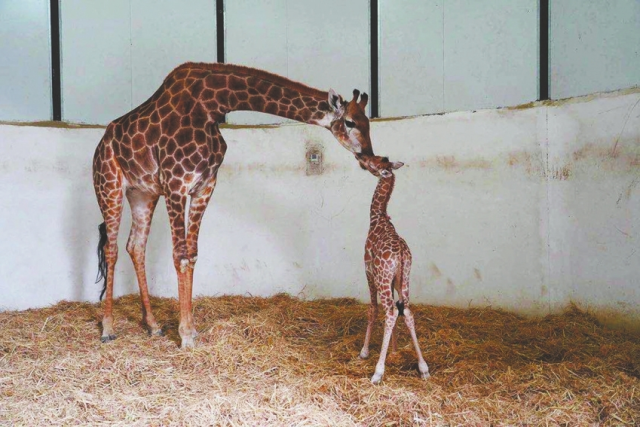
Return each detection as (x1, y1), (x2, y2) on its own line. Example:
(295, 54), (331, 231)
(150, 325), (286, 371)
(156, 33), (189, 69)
(100, 334), (117, 343)
(180, 330), (198, 349)
(149, 327), (164, 337)
(180, 337), (195, 349)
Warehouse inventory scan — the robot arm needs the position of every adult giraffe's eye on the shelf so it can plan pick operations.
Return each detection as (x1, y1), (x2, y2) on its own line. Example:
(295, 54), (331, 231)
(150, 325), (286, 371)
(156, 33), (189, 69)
(345, 119), (355, 128)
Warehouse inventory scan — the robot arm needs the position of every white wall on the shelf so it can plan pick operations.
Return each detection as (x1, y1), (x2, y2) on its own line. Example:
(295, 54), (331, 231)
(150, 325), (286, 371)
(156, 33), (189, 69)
(1, 89), (639, 331)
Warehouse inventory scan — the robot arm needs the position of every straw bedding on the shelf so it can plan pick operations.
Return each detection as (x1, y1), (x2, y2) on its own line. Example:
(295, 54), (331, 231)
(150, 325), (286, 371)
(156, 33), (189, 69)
(1, 293), (638, 426)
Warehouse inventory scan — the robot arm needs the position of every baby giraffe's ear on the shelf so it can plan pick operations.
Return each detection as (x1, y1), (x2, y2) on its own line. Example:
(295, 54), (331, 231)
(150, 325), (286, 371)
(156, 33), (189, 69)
(391, 161), (404, 170)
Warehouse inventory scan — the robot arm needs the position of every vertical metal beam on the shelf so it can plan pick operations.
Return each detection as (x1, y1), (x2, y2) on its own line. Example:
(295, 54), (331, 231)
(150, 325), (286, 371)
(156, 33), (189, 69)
(370, 0), (379, 118)
(216, 0), (225, 64)
(216, 0), (225, 122)
(539, 0), (549, 100)
(50, 0), (62, 121)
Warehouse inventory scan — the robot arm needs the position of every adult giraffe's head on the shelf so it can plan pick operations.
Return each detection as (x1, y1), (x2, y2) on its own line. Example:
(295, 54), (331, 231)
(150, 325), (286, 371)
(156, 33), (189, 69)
(326, 88), (373, 158)
(355, 154), (404, 178)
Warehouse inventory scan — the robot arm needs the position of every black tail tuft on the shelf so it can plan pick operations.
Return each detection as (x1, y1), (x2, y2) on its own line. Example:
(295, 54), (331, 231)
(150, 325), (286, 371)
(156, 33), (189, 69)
(96, 222), (108, 301)
(396, 300), (405, 316)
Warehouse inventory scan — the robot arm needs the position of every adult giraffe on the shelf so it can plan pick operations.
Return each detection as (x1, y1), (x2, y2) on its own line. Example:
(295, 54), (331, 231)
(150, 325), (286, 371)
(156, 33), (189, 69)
(93, 62), (375, 348)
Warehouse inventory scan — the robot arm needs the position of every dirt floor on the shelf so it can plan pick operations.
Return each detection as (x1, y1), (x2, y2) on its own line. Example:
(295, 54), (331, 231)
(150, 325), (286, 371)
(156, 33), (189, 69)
(0, 294), (638, 426)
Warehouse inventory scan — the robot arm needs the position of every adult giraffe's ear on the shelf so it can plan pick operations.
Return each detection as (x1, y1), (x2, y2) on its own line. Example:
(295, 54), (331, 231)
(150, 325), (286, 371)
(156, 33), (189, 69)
(359, 92), (369, 109)
(328, 89), (344, 115)
(391, 161), (404, 170)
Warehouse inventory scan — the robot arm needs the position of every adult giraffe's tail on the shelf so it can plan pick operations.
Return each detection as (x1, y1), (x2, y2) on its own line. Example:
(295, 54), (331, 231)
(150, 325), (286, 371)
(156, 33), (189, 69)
(96, 222), (108, 300)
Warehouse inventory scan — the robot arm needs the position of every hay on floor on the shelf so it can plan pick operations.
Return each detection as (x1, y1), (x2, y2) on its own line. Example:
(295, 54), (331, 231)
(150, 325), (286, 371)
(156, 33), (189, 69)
(0, 294), (638, 426)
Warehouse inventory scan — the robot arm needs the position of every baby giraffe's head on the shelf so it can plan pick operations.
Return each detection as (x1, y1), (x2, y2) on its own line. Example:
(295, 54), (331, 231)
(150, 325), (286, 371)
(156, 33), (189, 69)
(355, 153), (404, 178)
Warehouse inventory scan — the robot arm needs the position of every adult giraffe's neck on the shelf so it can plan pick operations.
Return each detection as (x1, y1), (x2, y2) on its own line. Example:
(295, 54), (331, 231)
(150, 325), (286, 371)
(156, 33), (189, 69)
(170, 62), (334, 126)
(370, 175), (395, 223)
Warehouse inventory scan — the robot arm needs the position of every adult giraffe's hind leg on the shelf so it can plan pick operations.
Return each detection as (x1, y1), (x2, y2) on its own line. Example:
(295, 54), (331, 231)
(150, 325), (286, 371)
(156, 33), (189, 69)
(125, 188), (162, 336)
(93, 141), (124, 343)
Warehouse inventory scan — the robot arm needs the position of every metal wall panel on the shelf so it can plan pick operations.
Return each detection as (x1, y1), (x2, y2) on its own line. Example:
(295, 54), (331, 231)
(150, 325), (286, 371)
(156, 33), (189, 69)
(226, 0), (370, 125)
(61, 0), (216, 125)
(60, 0), (131, 124)
(379, 0), (444, 117)
(131, 0), (217, 107)
(550, 0), (640, 99)
(0, 0), (52, 121)
(443, 0), (538, 112)
(226, 0), (289, 125)
(380, 0), (538, 117)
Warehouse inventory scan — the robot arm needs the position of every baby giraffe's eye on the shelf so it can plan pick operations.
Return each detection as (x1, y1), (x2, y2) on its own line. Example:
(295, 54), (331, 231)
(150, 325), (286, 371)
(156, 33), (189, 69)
(345, 119), (356, 128)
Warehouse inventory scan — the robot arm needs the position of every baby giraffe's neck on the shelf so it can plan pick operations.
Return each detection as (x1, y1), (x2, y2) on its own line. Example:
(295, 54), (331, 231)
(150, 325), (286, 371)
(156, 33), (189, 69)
(370, 174), (395, 223)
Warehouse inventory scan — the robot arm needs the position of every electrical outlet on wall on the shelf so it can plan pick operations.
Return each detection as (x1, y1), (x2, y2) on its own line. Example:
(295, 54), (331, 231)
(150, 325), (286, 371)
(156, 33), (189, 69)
(305, 143), (324, 176)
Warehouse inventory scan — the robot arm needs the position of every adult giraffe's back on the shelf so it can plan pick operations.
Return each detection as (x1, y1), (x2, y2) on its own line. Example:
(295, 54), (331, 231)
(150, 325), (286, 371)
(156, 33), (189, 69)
(92, 62), (376, 348)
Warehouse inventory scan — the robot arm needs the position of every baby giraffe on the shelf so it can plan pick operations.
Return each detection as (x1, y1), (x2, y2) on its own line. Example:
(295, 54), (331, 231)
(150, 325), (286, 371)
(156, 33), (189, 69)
(356, 154), (430, 384)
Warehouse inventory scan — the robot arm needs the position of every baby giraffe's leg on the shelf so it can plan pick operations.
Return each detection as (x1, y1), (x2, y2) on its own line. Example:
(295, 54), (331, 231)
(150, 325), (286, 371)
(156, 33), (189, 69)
(399, 254), (429, 378)
(371, 287), (398, 384)
(403, 306), (430, 379)
(359, 267), (377, 359)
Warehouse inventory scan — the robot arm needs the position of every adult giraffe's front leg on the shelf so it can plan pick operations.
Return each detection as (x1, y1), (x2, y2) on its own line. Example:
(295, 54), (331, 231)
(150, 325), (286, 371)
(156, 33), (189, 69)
(164, 174), (218, 349)
(184, 175), (218, 307)
(164, 190), (198, 349)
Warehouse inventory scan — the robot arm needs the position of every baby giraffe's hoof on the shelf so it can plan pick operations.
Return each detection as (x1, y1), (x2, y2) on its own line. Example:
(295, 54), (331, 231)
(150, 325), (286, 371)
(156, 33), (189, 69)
(359, 349), (370, 359)
(371, 372), (383, 384)
(100, 334), (117, 343)
(418, 361), (430, 379)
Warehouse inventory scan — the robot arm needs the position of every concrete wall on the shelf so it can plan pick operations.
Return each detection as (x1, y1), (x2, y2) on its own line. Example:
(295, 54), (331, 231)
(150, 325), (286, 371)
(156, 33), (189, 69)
(1, 89), (639, 331)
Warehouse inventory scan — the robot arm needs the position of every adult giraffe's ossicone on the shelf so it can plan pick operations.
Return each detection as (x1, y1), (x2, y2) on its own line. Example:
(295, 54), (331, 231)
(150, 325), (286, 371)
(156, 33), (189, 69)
(92, 62), (376, 348)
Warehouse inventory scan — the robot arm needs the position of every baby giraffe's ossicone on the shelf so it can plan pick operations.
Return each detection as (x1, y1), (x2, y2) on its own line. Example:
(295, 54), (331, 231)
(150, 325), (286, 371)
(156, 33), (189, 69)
(357, 154), (430, 384)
